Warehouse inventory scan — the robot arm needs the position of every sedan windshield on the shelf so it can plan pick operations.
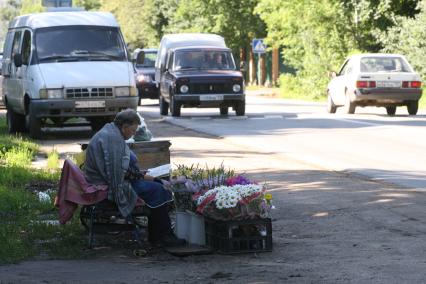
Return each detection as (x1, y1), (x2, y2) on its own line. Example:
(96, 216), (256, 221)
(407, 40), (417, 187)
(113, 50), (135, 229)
(35, 26), (127, 63)
(173, 50), (236, 71)
(360, 57), (412, 73)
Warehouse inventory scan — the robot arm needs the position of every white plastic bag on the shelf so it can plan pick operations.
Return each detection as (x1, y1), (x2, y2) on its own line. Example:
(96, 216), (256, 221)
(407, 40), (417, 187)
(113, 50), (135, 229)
(133, 113), (153, 141)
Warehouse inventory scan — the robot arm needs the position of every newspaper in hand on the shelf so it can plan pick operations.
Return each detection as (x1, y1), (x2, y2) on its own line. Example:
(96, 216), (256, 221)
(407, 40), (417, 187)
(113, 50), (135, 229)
(146, 164), (171, 178)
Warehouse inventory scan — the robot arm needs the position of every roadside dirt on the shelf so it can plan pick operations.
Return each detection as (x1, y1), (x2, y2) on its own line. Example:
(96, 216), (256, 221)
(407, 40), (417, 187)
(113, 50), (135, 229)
(1, 113), (426, 283)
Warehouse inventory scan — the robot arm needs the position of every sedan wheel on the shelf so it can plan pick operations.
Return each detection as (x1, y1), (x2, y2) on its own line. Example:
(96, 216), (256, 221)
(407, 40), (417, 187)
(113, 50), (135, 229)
(385, 106), (396, 116)
(326, 94), (337, 114)
(344, 92), (356, 114)
(407, 101), (418, 115)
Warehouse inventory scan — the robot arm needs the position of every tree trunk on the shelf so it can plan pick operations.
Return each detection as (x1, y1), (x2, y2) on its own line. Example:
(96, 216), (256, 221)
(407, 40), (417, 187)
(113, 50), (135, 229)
(272, 48), (279, 86)
(249, 49), (256, 85)
(260, 54), (266, 86)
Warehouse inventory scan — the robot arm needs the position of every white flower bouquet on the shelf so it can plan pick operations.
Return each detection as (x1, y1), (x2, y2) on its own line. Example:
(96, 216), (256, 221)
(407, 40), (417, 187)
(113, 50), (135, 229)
(196, 183), (270, 221)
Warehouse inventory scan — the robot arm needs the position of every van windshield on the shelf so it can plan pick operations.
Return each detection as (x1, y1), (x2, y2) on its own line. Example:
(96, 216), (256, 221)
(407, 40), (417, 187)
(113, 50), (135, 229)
(173, 50), (235, 71)
(35, 26), (127, 63)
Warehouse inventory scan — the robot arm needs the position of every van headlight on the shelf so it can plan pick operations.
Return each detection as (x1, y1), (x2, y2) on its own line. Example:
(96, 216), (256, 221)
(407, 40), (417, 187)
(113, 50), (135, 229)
(180, 85), (189, 93)
(40, 89), (63, 99)
(232, 84), (241, 92)
(116, 87), (135, 97)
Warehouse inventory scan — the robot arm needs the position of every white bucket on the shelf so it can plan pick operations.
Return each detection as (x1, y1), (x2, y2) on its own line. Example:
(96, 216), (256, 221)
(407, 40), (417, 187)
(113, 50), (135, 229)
(175, 211), (191, 240)
(174, 211), (205, 246)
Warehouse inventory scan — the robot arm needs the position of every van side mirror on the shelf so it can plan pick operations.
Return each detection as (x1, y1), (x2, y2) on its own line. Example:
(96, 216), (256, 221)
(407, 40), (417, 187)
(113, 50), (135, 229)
(329, 71), (337, 78)
(13, 54), (22, 67)
(136, 51), (145, 65)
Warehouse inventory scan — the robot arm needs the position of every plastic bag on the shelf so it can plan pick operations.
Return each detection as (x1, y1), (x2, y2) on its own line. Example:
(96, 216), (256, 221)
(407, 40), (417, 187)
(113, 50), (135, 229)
(133, 113), (153, 141)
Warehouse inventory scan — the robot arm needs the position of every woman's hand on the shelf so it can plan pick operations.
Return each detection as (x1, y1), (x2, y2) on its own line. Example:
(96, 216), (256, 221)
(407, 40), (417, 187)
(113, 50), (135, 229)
(153, 178), (172, 191)
(144, 174), (155, 181)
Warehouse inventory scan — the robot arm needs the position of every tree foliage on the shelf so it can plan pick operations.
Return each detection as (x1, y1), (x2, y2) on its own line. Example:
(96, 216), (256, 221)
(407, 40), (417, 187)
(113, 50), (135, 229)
(98, 0), (177, 49)
(19, 0), (44, 14)
(166, 0), (266, 54)
(380, 1), (426, 79)
(74, 0), (102, 10)
(256, 0), (358, 98)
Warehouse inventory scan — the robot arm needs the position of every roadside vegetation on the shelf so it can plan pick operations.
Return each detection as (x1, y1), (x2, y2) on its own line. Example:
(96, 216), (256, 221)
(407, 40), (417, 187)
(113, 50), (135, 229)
(0, 118), (83, 264)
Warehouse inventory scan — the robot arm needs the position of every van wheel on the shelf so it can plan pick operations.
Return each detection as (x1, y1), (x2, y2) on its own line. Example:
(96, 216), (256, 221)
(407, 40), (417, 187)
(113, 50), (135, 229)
(170, 96), (181, 117)
(407, 101), (418, 115)
(6, 108), (26, 133)
(386, 106), (396, 116)
(235, 101), (245, 116)
(159, 97), (169, 115)
(26, 106), (42, 139)
(220, 106), (228, 115)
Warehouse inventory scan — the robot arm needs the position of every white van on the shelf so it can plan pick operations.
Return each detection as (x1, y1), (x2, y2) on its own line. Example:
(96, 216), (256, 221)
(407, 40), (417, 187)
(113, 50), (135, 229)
(1, 10), (138, 138)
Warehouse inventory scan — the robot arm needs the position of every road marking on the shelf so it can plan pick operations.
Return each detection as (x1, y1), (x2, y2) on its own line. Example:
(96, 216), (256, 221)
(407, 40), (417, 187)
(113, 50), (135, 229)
(264, 115), (283, 119)
(190, 117), (211, 120)
(295, 113), (386, 127)
(332, 117), (383, 127)
(165, 115), (287, 121)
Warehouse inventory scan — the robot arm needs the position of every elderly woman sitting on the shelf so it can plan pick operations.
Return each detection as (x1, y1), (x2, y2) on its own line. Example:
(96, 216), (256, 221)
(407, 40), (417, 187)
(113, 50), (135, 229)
(84, 109), (184, 247)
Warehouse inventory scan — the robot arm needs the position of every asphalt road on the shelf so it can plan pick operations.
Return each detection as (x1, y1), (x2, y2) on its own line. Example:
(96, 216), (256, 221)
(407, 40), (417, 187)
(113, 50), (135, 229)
(140, 94), (426, 190)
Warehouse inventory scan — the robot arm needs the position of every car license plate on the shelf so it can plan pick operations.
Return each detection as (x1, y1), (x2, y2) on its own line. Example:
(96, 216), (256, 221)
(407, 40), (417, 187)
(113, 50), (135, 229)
(200, 95), (224, 101)
(75, 100), (105, 108)
(377, 81), (401, 88)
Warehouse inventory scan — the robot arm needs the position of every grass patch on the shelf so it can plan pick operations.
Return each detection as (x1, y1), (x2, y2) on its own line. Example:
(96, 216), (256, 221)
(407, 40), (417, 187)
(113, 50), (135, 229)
(47, 149), (59, 170)
(0, 117), (85, 264)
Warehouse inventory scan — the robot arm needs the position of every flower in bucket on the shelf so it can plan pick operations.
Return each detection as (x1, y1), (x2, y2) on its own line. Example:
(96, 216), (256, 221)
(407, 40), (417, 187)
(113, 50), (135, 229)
(225, 175), (254, 186)
(264, 193), (272, 204)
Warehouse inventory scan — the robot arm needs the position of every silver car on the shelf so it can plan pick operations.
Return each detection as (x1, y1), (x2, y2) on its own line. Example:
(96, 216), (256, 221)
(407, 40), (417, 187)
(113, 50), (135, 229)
(327, 53), (422, 115)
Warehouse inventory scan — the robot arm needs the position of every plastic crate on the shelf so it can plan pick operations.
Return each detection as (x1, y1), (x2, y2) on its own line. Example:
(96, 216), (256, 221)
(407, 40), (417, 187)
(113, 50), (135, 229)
(204, 218), (272, 254)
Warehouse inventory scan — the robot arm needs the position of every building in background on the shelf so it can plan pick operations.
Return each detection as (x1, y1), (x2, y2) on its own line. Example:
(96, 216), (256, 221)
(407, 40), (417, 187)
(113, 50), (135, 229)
(42, 0), (72, 7)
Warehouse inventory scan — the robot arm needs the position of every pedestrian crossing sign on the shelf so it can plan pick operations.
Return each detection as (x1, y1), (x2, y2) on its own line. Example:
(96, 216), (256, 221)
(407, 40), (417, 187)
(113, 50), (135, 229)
(252, 38), (266, 54)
